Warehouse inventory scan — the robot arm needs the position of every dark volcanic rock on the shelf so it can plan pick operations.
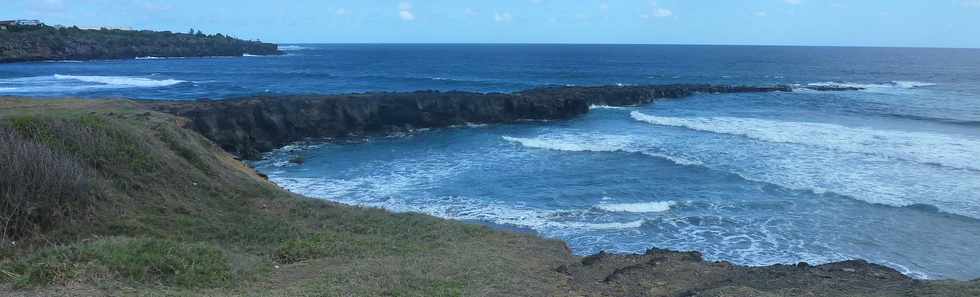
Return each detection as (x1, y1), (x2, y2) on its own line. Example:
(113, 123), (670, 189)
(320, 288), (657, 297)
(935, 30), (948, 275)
(150, 90), (588, 159)
(563, 249), (928, 297)
(149, 84), (857, 160)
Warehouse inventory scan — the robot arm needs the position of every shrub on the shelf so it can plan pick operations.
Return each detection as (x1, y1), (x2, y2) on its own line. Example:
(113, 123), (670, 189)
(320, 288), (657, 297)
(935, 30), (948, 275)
(0, 128), (91, 240)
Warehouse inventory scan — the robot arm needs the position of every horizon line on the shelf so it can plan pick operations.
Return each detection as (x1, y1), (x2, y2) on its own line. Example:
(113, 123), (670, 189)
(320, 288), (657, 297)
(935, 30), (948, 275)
(272, 42), (980, 50)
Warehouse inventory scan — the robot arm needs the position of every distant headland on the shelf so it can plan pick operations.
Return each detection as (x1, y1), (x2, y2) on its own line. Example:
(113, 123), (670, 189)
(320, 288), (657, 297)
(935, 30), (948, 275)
(0, 20), (280, 63)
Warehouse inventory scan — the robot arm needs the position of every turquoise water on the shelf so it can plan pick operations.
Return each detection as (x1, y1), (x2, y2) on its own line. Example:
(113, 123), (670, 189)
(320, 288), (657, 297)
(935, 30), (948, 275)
(3, 45), (979, 280)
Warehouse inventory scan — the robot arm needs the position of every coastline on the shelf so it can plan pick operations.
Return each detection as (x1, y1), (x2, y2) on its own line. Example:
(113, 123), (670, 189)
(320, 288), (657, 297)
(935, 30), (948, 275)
(145, 84), (849, 160)
(3, 88), (979, 296)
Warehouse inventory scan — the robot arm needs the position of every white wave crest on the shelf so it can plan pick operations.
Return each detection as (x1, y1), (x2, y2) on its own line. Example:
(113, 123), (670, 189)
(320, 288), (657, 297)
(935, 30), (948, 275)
(277, 45), (311, 51)
(54, 74), (185, 87)
(891, 81), (937, 88)
(589, 105), (631, 110)
(596, 201), (676, 213)
(631, 111), (980, 172)
(805, 81), (936, 92)
(502, 135), (703, 166)
(0, 75), (186, 93)
(562, 220), (646, 230)
(268, 174), (648, 232)
(503, 135), (629, 152)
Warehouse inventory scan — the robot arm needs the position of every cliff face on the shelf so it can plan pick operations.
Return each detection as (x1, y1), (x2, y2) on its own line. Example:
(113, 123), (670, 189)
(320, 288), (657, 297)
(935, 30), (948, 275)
(151, 91), (589, 159)
(149, 84), (827, 160)
(0, 25), (280, 63)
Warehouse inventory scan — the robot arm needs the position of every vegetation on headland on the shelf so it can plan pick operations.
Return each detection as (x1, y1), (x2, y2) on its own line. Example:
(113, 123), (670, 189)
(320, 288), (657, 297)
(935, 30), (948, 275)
(0, 25), (280, 63)
(0, 97), (978, 296)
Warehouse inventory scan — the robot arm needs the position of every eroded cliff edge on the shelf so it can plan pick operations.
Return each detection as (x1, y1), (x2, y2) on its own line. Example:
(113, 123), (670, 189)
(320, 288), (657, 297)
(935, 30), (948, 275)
(148, 84), (828, 160)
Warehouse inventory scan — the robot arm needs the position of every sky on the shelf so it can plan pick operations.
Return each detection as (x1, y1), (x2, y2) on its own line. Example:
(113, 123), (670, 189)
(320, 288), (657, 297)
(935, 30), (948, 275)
(4, 0), (980, 48)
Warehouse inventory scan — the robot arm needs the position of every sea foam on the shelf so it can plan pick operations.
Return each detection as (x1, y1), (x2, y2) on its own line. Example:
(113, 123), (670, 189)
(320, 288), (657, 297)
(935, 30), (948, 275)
(277, 45), (311, 51)
(596, 201), (676, 213)
(630, 111), (980, 172)
(502, 135), (703, 166)
(804, 81), (936, 93)
(0, 75), (186, 93)
(54, 74), (186, 87)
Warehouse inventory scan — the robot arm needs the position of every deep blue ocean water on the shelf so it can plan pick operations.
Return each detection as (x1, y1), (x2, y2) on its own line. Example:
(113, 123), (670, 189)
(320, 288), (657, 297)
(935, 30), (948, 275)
(2, 45), (979, 280)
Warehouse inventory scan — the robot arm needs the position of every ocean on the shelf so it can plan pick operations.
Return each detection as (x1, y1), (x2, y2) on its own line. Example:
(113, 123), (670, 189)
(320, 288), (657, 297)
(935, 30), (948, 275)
(2, 44), (979, 280)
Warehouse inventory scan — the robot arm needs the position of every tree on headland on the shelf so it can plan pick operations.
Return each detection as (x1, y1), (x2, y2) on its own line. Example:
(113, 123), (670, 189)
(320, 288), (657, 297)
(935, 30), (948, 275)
(0, 24), (280, 62)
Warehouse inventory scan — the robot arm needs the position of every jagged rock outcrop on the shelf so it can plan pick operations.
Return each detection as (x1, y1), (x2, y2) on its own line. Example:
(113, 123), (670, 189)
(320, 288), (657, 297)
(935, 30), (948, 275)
(149, 84), (854, 160)
(559, 248), (955, 297)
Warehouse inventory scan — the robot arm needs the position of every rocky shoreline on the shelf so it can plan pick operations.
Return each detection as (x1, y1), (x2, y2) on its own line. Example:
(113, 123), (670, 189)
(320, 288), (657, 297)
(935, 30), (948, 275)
(148, 84), (851, 160)
(137, 83), (980, 296)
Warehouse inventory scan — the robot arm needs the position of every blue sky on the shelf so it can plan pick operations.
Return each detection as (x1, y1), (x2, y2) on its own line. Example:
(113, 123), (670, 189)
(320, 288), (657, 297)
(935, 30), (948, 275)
(4, 0), (980, 48)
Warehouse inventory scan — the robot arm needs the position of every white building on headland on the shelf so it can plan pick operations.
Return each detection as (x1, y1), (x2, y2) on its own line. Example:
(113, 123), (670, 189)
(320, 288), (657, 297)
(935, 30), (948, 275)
(0, 19), (43, 30)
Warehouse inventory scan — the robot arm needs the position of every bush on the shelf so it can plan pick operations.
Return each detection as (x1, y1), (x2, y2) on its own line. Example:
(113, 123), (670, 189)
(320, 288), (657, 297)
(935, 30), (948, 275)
(5, 237), (232, 288)
(0, 128), (91, 240)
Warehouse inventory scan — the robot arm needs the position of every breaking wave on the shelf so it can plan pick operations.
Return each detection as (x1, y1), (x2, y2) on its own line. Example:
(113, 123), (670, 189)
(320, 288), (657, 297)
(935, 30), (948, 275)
(268, 174), (649, 233)
(803, 81), (936, 93)
(629, 111), (980, 172)
(53, 74), (185, 87)
(595, 201), (676, 213)
(589, 105), (632, 110)
(0, 75), (187, 93)
(502, 135), (703, 166)
(277, 45), (311, 51)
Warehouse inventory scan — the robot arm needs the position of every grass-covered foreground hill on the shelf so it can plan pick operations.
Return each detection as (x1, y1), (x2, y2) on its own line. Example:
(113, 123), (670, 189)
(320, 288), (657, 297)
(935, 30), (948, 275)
(0, 25), (280, 63)
(0, 98), (978, 296)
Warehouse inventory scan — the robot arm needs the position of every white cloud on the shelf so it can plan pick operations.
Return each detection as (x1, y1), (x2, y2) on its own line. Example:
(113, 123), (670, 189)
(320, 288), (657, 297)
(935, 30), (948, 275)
(642, 1), (673, 19)
(400, 10), (415, 21)
(494, 12), (513, 23)
(785, 0), (801, 5)
(335, 8), (350, 16)
(399, 2), (415, 21)
(962, 0), (980, 7)
(754, 11), (768, 17)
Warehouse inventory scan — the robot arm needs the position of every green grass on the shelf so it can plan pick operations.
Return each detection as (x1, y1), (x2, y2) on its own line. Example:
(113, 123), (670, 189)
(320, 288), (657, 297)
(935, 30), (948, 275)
(5, 237), (232, 288)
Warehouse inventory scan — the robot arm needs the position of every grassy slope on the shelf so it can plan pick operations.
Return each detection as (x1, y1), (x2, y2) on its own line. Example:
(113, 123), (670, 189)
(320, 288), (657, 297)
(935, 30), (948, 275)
(0, 99), (572, 296)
